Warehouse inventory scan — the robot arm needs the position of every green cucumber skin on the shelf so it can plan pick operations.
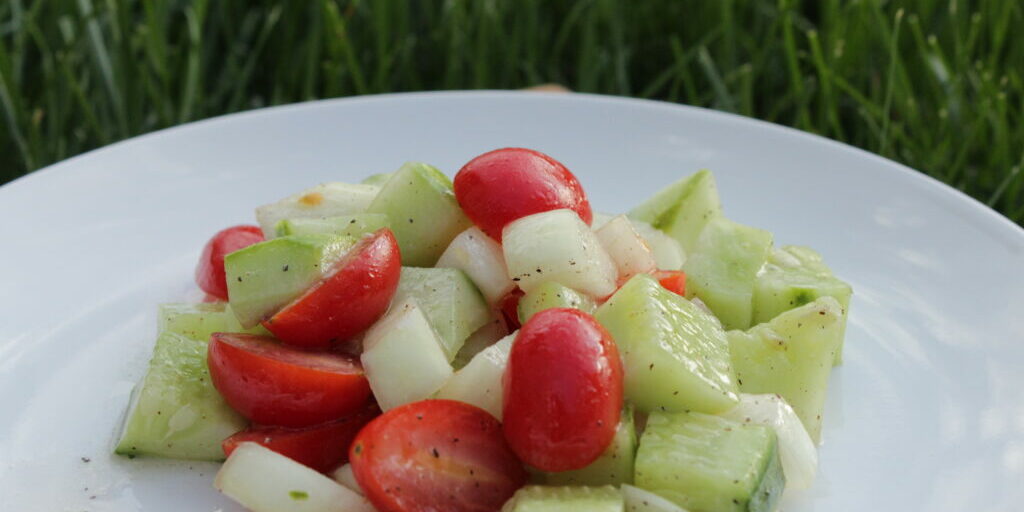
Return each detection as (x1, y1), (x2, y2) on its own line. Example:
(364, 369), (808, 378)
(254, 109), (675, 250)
(392, 267), (490, 362)
(543, 406), (636, 486)
(158, 303), (269, 340)
(505, 485), (624, 512)
(634, 411), (784, 512)
(518, 281), (597, 325)
(273, 213), (390, 239)
(596, 274), (738, 415)
(115, 332), (246, 461)
(366, 162), (471, 267)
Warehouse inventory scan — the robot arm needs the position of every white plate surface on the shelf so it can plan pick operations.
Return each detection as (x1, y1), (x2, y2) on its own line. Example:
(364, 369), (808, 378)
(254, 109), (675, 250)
(1, 92), (1022, 511)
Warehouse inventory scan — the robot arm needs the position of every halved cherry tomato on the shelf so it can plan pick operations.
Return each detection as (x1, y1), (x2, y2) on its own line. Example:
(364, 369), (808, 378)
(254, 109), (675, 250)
(195, 225), (264, 300)
(208, 333), (371, 428)
(497, 287), (525, 331)
(263, 229), (401, 349)
(222, 402), (380, 473)
(350, 399), (526, 512)
(653, 270), (687, 296)
(454, 148), (593, 241)
(502, 308), (623, 471)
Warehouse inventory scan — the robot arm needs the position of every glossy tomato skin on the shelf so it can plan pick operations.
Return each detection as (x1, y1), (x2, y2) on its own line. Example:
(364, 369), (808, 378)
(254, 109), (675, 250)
(653, 270), (687, 296)
(454, 148), (593, 241)
(350, 400), (526, 512)
(502, 308), (623, 472)
(195, 225), (264, 300)
(208, 333), (371, 428)
(263, 229), (401, 349)
(222, 403), (380, 473)
(497, 288), (524, 331)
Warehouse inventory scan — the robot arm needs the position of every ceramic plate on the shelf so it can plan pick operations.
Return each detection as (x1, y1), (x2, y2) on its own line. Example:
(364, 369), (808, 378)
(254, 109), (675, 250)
(1, 92), (1022, 511)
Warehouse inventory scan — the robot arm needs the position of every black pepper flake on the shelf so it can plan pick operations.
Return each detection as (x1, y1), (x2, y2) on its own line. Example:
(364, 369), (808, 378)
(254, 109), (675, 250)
(237, 277), (242, 282)
(81, 457), (91, 463)
(282, 264), (289, 272)
(432, 448), (440, 458)
(512, 277), (521, 282)
(408, 218), (415, 224)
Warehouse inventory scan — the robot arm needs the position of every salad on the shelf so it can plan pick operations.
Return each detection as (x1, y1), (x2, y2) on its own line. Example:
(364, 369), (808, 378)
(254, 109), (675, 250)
(115, 147), (851, 512)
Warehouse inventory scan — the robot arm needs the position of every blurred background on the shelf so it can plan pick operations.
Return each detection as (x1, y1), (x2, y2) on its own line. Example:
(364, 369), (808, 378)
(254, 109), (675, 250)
(0, 0), (1020, 224)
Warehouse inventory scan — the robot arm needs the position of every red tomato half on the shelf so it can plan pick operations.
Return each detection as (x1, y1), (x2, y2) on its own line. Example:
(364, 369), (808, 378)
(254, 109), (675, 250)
(222, 403), (380, 473)
(263, 229), (401, 349)
(502, 308), (623, 472)
(454, 148), (592, 241)
(350, 400), (526, 512)
(195, 225), (264, 300)
(208, 333), (371, 428)
(653, 270), (687, 296)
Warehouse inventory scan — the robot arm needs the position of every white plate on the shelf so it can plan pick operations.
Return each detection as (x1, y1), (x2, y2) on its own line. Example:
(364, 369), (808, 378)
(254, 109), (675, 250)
(1, 92), (1022, 511)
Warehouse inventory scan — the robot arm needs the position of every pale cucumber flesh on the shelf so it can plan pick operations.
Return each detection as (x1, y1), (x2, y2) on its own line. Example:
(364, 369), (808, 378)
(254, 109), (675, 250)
(273, 213), (389, 239)
(518, 281), (597, 325)
(255, 182), (379, 238)
(628, 169), (722, 253)
(542, 406), (636, 486)
(392, 267), (490, 361)
(504, 485), (624, 512)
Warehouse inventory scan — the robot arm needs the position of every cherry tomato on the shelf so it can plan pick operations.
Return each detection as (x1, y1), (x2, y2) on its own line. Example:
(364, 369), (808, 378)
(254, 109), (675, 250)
(502, 308), (623, 471)
(350, 399), (526, 512)
(195, 225), (264, 300)
(653, 270), (687, 296)
(454, 148), (592, 241)
(497, 288), (524, 331)
(222, 403), (380, 473)
(263, 229), (401, 349)
(208, 333), (371, 428)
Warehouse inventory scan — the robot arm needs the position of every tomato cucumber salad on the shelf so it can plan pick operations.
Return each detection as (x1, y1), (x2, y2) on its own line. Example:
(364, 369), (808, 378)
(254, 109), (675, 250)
(115, 147), (852, 512)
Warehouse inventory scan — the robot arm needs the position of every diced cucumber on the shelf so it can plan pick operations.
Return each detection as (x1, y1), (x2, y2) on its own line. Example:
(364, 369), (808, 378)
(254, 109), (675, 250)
(721, 393), (818, 490)
(727, 297), (842, 442)
(634, 411), (784, 512)
(435, 333), (515, 419)
(543, 406), (636, 486)
(366, 162), (471, 266)
(158, 302), (269, 340)
(215, 442), (375, 512)
(273, 213), (390, 239)
(683, 217), (773, 330)
(628, 170), (722, 253)
(436, 226), (515, 305)
(518, 281), (597, 325)
(361, 172), (393, 186)
(504, 486), (624, 512)
(255, 182), (380, 238)
(393, 267), (490, 361)
(503, 209), (617, 298)
(361, 299), (453, 411)
(753, 245), (852, 365)
(452, 315), (508, 369)
(115, 332), (246, 461)
(632, 220), (686, 271)
(620, 485), (689, 512)
(330, 463), (363, 495)
(595, 215), (657, 281)
(595, 275), (738, 414)
(225, 234), (355, 328)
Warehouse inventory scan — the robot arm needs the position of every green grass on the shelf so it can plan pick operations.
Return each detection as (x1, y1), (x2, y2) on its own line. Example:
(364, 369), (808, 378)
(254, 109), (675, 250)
(1, 0), (1021, 224)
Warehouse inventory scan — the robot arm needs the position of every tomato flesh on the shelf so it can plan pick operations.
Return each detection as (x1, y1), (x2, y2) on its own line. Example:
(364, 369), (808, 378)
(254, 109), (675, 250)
(454, 148), (592, 241)
(263, 229), (401, 349)
(222, 403), (380, 473)
(208, 333), (371, 427)
(195, 225), (264, 300)
(653, 270), (687, 296)
(502, 308), (623, 471)
(350, 399), (526, 512)
(497, 288), (524, 331)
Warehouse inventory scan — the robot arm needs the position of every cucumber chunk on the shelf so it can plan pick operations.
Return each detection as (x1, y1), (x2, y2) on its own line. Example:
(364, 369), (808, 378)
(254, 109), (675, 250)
(543, 406), (636, 486)
(436, 226), (516, 305)
(721, 393), (818, 490)
(727, 297), (842, 442)
(683, 217), (773, 330)
(225, 234), (356, 328)
(632, 220), (686, 271)
(595, 274), (738, 414)
(255, 182), (380, 238)
(435, 333), (515, 419)
(393, 267), (490, 361)
(366, 162), (471, 266)
(215, 442), (375, 512)
(628, 169), (722, 253)
(452, 315), (509, 369)
(634, 411), (784, 512)
(753, 245), (852, 365)
(116, 331), (246, 461)
(158, 302), (269, 340)
(620, 485), (688, 512)
(518, 281), (597, 325)
(503, 209), (617, 298)
(595, 215), (657, 281)
(273, 213), (390, 239)
(361, 298), (453, 411)
(330, 463), (363, 495)
(361, 172), (393, 186)
(504, 486), (624, 512)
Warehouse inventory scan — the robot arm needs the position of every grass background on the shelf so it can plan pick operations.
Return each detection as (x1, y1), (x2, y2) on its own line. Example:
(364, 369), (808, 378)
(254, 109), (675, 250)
(1, 0), (1021, 224)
